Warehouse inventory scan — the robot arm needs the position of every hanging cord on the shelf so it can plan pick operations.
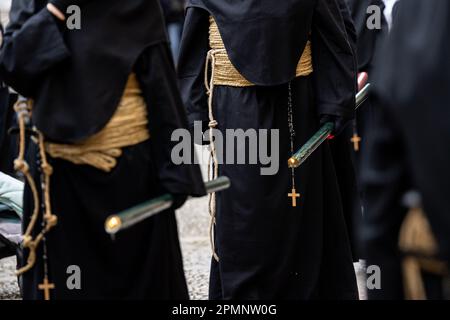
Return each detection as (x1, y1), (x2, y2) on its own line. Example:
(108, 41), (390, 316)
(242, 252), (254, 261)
(204, 48), (223, 262)
(13, 100), (58, 276)
(204, 17), (312, 260)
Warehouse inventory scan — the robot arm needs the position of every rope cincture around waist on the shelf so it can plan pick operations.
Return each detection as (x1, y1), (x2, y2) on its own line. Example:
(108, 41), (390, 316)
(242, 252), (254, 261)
(205, 17), (314, 261)
(45, 74), (150, 172)
(207, 16), (314, 87)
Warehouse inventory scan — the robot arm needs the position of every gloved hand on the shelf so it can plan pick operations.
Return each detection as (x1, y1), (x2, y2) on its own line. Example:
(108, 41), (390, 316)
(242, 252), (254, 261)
(319, 114), (351, 136)
(172, 194), (188, 210)
(48, 0), (91, 13)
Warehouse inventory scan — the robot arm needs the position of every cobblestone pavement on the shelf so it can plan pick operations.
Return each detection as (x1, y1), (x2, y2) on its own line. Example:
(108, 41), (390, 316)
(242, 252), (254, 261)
(0, 152), (367, 299)
(0, 256), (20, 300)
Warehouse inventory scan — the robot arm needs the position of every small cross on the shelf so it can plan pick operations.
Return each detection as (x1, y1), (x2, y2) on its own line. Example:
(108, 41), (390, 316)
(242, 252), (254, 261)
(351, 133), (362, 152)
(38, 277), (55, 301)
(288, 188), (301, 207)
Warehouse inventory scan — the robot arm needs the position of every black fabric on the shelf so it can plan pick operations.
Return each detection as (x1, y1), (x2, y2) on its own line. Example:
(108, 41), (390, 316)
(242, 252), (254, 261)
(185, 0), (356, 120)
(160, 0), (186, 24)
(208, 77), (357, 300)
(18, 44), (205, 300)
(329, 0), (362, 262)
(181, 0), (356, 120)
(345, 1), (389, 247)
(178, 6), (358, 299)
(346, 0), (388, 73)
(346, 0), (388, 162)
(361, 0), (450, 299)
(1, 1), (206, 299)
(0, 0), (168, 143)
(22, 140), (189, 299)
(187, 0), (314, 86)
(0, 89), (18, 177)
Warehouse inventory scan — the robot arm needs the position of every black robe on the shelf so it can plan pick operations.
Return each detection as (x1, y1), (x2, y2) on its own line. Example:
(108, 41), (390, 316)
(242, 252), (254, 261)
(361, 0), (450, 299)
(345, 0), (389, 169)
(179, 0), (358, 299)
(0, 0), (205, 299)
(330, 0), (362, 261)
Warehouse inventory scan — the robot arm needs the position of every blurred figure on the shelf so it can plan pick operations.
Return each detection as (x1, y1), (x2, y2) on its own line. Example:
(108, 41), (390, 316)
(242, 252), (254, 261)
(345, 0), (388, 172)
(345, 0), (390, 262)
(361, 0), (450, 299)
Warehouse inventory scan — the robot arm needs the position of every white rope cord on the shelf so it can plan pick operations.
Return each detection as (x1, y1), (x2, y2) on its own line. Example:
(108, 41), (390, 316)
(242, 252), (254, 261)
(204, 48), (223, 262)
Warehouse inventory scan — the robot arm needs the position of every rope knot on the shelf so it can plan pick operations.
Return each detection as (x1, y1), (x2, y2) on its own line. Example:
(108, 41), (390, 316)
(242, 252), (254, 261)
(14, 159), (29, 173)
(42, 163), (53, 176)
(209, 120), (218, 128)
(22, 235), (32, 247)
(45, 214), (58, 228)
(13, 100), (31, 114)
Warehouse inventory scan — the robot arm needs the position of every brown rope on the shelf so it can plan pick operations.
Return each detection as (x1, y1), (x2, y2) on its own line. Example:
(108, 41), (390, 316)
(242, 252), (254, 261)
(208, 17), (313, 87)
(204, 17), (314, 261)
(399, 207), (448, 300)
(14, 74), (150, 276)
(13, 100), (58, 276)
(46, 74), (150, 172)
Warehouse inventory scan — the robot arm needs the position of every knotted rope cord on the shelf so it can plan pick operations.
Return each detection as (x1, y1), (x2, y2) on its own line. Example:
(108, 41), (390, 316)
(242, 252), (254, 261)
(14, 74), (149, 275)
(205, 17), (314, 261)
(13, 100), (57, 276)
(46, 74), (150, 172)
(204, 48), (221, 262)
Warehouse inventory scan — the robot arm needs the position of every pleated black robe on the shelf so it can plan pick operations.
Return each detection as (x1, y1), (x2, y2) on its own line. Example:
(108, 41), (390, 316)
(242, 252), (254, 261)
(0, 0), (205, 299)
(179, 0), (358, 300)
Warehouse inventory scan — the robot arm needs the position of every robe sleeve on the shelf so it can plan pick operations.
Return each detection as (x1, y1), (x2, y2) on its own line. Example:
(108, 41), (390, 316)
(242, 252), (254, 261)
(0, 0), (70, 97)
(360, 106), (410, 299)
(312, 0), (357, 119)
(135, 43), (206, 197)
(177, 7), (210, 127)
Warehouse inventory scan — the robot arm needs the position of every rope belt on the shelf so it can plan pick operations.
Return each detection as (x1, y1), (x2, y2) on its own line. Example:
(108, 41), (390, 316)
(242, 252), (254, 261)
(207, 17), (314, 87)
(14, 73), (150, 282)
(46, 73), (150, 172)
(205, 17), (314, 261)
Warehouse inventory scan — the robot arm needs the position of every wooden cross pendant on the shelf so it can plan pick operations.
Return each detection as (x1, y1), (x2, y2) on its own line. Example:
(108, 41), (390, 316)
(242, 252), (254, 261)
(288, 188), (301, 207)
(351, 133), (362, 152)
(38, 277), (55, 301)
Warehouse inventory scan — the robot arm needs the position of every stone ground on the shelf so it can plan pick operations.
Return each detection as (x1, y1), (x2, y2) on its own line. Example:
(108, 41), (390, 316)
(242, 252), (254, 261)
(0, 147), (367, 300)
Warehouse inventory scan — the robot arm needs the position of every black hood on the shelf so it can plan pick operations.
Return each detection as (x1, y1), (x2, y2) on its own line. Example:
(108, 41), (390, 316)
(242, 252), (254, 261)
(187, 0), (316, 86)
(6, 0), (168, 142)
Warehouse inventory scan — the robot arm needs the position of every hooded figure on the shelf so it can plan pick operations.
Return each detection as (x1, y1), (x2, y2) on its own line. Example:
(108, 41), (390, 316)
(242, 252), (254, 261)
(0, 0), (205, 299)
(178, 0), (359, 299)
(361, 0), (450, 299)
